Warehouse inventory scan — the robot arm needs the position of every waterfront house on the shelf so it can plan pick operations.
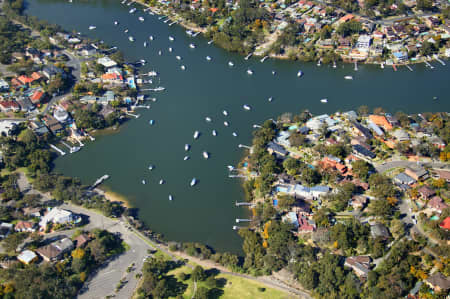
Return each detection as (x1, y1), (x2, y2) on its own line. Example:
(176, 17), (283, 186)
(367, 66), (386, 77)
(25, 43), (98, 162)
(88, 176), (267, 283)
(43, 115), (63, 135)
(367, 121), (384, 136)
(393, 51), (408, 63)
(352, 122), (373, 140)
(405, 166), (428, 181)
(417, 185), (435, 200)
(276, 131), (291, 148)
(345, 256), (371, 279)
(427, 196), (448, 214)
(17, 250), (38, 265)
(394, 172), (416, 185)
(39, 207), (73, 229)
(101, 73), (124, 85)
(352, 144), (376, 160)
(99, 104), (115, 118)
(369, 115), (393, 131)
(97, 56), (117, 68)
(424, 272), (450, 293)
(0, 100), (20, 112)
(267, 141), (287, 157)
(80, 44), (97, 56)
(15, 221), (36, 232)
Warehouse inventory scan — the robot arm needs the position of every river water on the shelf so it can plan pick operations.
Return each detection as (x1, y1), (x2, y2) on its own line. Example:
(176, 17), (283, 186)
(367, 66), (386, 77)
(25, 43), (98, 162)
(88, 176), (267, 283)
(26, 0), (449, 253)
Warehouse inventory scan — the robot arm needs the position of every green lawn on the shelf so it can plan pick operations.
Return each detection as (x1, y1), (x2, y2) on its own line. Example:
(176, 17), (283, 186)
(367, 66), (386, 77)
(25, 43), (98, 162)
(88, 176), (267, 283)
(167, 265), (294, 299)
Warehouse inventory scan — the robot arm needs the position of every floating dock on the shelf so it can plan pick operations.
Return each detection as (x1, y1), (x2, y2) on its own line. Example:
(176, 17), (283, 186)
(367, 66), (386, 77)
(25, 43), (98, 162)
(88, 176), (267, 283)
(50, 144), (66, 156)
(91, 174), (110, 189)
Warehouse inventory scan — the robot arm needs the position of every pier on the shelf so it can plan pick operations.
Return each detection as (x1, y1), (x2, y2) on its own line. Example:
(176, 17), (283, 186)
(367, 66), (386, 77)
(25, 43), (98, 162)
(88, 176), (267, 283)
(424, 61), (434, 69)
(168, 21), (178, 26)
(232, 226), (244, 230)
(235, 201), (255, 207)
(236, 218), (252, 223)
(392, 64), (397, 72)
(260, 56), (269, 63)
(61, 141), (81, 154)
(405, 65), (413, 72)
(91, 174), (110, 189)
(125, 112), (140, 118)
(244, 53), (252, 60)
(133, 105), (151, 109)
(433, 54), (446, 66)
(238, 144), (251, 149)
(354, 61), (358, 71)
(50, 144), (66, 156)
(229, 174), (247, 178)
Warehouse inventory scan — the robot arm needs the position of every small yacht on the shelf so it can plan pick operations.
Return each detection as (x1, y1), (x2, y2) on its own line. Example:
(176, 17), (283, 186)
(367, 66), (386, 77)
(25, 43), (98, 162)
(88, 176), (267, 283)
(206, 56), (212, 61)
(272, 70), (276, 75)
(183, 156), (189, 161)
(208, 40), (213, 45)
(227, 165), (234, 171)
(222, 110), (228, 116)
(232, 132), (238, 137)
(193, 131), (200, 139)
(203, 151), (209, 159)
(168, 195), (173, 201)
(89, 26), (96, 30)
(190, 178), (197, 187)
(297, 70), (303, 77)
(381, 63), (385, 69)
(114, 21), (119, 25)
(344, 75), (353, 80)
(212, 130), (217, 136)
(180, 65), (186, 71)
(247, 69), (253, 75)
(158, 50), (162, 55)
(169, 36), (174, 41)
(320, 98), (328, 103)
(185, 144), (190, 151)
(124, 29), (129, 33)
(168, 47), (173, 52)
(142, 180), (146, 185)
(149, 35), (154, 40)
(176, 55), (181, 60)
(129, 8), (136, 13)
(149, 119), (154, 125)
(144, 42), (147, 47)
(148, 165), (154, 170)
(205, 117), (212, 122)
(268, 97), (273, 102)
(140, 59), (146, 64)
(159, 179), (164, 185)
(139, 16), (145, 22)
(128, 36), (135, 42)
(243, 104), (251, 111)
(224, 121), (229, 127)
(228, 61), (234, 67)
(186, 30), (193, 36)
(189, 43), (196, 49)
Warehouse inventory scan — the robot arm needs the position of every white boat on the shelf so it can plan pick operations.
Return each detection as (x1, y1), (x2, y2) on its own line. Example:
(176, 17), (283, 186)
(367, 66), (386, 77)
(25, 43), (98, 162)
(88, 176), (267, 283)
(152, 87), (165, 91)
(222, 110), (228, 116)
(212, 130), (217, 136)
(176, 55), (181, 60)
(180, 65), (186, 71)
(193, 32), (200, 37)
(149, 119), (154, 125)
(320, 98), (328, 103)
(381, 63), (384, 69)
(127, 1), (132, 6)
(297, 70), (303, 77)
(168, 47), (173, 52)
(148, 165), (154, 170)
(124, 29), (129, 33)
(344, 75), (353, 80)
(114, 21), (118, 25)
(205, 117), (212, 122)
(203, 151), (209, 159)
(333, 61), (337, 69)
(159, 179), (164, 185)
(189, 43), (196, 49)
(193, 131), (200, 139)
(140, 59), (146, 64)
(228, 61), (234, 67)
(268, 97), (273, 102)
(190, 178), (197, 186)
(232, 132), (238, 137)
(183, 156), (189, 161)
(260, 56), (268, 63)
(139, 16), (145, 22)
(247, 69), (253, 75)
(243, 104), (251, 111)
(206, 56), (212, 61)
(144, 42), (147, 47)
(227, 165), (234, 171)
(129, 36), (135, 42)
(129, 8), (136, 13)
(89, 26), (96, 30)
(142, 180), (146, 185)
(169, 195), (173, 201)
(158, 50), (162, 55)
(272, 70), (276, 75)
(121, 0), (126, 3)
(186, 30), (193, 36)
(169, 36), (174, 41)
(185, 144), (190, 151)
(208, 40), (213, 45)
(149, 35), (154, 40)
(224, 121), (229, 127)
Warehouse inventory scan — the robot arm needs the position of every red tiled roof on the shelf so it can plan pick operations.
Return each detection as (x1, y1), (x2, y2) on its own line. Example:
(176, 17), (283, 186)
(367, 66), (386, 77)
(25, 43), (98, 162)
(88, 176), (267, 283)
(440, 217), (450, 230)
(30, 91), (44, 103)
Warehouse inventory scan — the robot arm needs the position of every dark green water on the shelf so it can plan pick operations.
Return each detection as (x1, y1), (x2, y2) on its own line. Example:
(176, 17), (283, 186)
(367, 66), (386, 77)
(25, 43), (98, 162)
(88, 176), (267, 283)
(26, 0), (449, 252)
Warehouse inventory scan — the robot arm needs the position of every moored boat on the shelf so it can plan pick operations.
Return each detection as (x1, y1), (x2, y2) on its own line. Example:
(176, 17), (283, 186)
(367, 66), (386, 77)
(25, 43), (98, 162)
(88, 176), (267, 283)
(297, 70), (303, 77)
(169, 36), (174, 41)
(222, 110), (228, 116)
(129, 36), (135, 42)
(89, 26), (96, 30)
(228, 61), (234, 67)
(139, 16), (144, 22)
(189, 43), (196, 49)
(185, 144), (190, 151)
(224, 121), (229, 127)
(183, 156), (189, 161)
(247, 69), (253, 75)
(344, 75), (353, 80)
(180, 65), (186, 71)
(193, 130), (200, 139)
(206, 56), (212, 61)
(320, 98), (328, 103)
(232, 132), (238, 137)
(190, 178), (197, 186)
(212, 130), (217, 136)
(169, 195), (173, 201)
(205, 117), (212, 122)
(203, 151), (209, 159)
(243, 104), (251, 111)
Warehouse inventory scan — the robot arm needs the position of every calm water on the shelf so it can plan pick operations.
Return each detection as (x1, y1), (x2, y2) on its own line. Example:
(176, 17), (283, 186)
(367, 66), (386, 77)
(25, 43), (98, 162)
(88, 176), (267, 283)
(26, 0), (449, 252)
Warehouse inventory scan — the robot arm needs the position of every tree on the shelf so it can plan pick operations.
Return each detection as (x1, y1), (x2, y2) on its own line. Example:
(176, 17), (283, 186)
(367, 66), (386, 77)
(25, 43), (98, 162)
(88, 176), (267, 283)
(289, 132), (306, 147)
(277, 194), (296, 211)
(369, 199), (393, 217)
(390, 218), (405, 239)
(351, 160), (372, 181)
(300, 167), (321, 186)
(357, 105), (369, 116)
(238, 229), (265, 270)
(191, 265), (207, 281)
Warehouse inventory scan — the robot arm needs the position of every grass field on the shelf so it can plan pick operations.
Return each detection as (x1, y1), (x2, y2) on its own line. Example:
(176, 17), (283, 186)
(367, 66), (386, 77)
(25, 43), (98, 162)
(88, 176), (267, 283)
(167, 265), (295, 299)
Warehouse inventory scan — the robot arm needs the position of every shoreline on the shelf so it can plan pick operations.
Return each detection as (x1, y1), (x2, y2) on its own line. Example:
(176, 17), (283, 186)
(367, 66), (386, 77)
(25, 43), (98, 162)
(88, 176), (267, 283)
(134, 1), (448, 67)
(96, 186), (132, 209)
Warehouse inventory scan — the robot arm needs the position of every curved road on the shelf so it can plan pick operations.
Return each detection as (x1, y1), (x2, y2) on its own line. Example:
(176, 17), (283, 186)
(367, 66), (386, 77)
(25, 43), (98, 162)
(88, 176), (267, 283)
(374, 160), (449, 173)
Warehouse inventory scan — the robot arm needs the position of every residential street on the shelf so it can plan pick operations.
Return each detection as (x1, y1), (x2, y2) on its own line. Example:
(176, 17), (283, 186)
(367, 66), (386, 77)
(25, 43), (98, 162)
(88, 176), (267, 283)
(374, 160), (450, 173)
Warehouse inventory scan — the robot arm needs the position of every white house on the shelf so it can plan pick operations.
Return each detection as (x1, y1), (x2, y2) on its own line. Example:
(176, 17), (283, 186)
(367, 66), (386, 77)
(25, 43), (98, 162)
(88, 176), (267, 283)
(39, 208), (73, 229)
(97, 57), (117, 68)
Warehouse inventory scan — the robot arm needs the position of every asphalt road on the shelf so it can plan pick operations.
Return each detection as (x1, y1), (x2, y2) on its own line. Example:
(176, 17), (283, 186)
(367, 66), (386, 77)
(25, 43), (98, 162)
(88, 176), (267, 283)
(374, 160), (450, 173)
